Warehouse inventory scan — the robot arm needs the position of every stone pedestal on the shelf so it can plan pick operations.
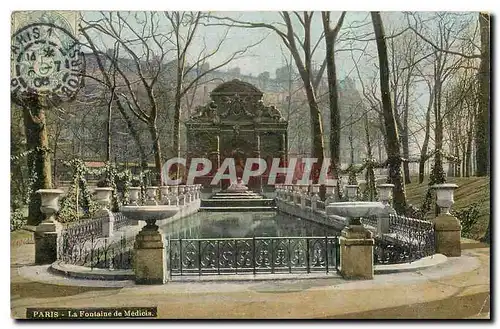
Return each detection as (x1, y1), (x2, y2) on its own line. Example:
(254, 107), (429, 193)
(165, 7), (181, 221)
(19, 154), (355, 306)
(35, 222), (59, 265)
(433, 214), (461, 257)
(97, 209), (115, 237)
(134, 227), (166, 284)
(34, 189), (64, 265)
(339, 225), (374, 279)
(376, 217), (390, 234)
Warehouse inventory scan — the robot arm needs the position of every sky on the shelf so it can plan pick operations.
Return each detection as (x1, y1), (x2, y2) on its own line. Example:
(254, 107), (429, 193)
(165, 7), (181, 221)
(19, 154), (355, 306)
(81, 11), (388, 80)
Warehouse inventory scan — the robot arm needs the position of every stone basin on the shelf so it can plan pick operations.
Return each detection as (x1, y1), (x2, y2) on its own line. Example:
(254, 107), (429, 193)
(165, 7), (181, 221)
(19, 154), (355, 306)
(121, 205), (180, 222)
(326, 201), (393, 218)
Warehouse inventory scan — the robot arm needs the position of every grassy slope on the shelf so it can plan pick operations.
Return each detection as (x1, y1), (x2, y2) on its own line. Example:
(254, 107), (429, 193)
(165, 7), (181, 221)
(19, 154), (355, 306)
(405, 176), (490, 240)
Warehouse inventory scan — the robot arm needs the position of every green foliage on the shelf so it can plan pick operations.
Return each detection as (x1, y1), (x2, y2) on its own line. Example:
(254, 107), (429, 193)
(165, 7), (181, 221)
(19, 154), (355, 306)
(57, 158), (98, 223)
(131, 178), (142, 187)
(421, 150), (447, 217)
(10, 208), (26, 232)
(102, 161), (120, 212)
(453, 203), (481, 239)
(340, 158), (383, 202)
(347, 170), (358, 185)
(116, 169), (132, 205)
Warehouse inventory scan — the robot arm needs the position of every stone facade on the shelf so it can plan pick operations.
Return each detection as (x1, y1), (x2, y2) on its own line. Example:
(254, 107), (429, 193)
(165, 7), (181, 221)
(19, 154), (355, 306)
(185, 80), (288, 190)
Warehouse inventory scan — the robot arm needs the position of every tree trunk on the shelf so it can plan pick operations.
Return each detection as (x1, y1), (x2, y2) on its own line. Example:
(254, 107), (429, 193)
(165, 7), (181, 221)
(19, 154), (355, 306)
(433, 78), (446, 185)
(21, 96), (52, 226)
(371, 12), (407, 213)
(149, 123), (163, 186)
(465, 131), (473, 177)
(402, 81), (411, 184)
(173, 57), (185, 166)
(51, 125), (61, 186)
(301, 75), (325, 180)
(419, 83), (433, 184)
(105, 89), (114, 162)
(475, 12), (490, 176)
(322, 13), (343, 183)
(325, 43), (341, 179)
(115, 99), (148, 167)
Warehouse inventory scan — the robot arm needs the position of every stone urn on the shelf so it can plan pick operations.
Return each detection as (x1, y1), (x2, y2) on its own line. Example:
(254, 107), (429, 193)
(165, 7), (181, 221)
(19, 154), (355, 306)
(37, 189), (64, 219)
(129, 187), (142, 205)
(345, 185), (359, 201)
(377, 183), (395, 205)
(145, 186), (159, 205)
(35, 189), (64, 264)
(325, 180), (337, 203)
(178, 185), (185, 194)
(160, 186), (170, 202)
(432, 183), (459, 214)
(94, 187), (114, 208)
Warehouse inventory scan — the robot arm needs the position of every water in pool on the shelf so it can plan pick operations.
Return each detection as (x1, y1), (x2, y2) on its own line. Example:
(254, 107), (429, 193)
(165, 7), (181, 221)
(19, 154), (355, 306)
(160, 211), (341, 239)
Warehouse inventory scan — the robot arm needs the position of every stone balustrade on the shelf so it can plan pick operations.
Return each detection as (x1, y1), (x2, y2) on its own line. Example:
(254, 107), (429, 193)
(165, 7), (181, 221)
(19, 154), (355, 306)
(274, 182), (463, 279)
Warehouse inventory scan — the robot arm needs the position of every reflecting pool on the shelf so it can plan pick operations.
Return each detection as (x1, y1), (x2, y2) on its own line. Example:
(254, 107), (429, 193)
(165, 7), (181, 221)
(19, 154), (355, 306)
(160, 211), (341, 239)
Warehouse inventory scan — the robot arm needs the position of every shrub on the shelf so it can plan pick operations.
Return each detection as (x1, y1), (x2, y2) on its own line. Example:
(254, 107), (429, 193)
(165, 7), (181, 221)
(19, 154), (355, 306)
(453, 203), (480, 239)
(10, 208), (26, 231)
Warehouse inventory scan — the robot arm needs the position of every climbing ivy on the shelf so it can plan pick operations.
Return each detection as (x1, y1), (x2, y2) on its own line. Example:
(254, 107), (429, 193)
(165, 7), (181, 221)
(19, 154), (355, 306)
(103, 161), (120, 212)
(363, 159), (377, 201)
(339, 158), (387, 201)
(57, 158), (98, 223)
(116, 169), (132, 205)
(420, 149), (455, 217)
(56, 159), (153, 221)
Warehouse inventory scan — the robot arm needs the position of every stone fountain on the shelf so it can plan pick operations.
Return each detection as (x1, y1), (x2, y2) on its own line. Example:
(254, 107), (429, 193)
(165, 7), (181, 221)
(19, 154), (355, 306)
(121, 193), (180, 284)
(326, 201), (395, 280)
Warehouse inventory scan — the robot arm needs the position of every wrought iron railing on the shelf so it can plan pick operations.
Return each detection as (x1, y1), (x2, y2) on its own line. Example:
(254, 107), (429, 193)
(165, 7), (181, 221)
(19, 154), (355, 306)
(113, 212), (130, 231)
(316, 200), (326, 211)
(388, 214), (434, 235)
(374, 214), (435, 265)
(168, 236), (340, 276)
(62, 216), (104, 240)
(360, 216), (378, 228)
(57, 231), (134, 270)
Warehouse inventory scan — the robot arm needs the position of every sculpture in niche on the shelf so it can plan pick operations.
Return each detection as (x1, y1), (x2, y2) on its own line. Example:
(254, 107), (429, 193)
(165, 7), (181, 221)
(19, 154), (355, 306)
(232, 124), (241, 137)
(191, 101), (220, 124)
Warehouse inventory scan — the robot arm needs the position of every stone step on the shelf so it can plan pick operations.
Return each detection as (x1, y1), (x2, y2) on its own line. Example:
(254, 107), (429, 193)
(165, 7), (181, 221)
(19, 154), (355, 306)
(211, 195), (264, 199)
(199, 206), (276, 212)
(201, 198), (275, 208)
(213, 192), (261, 197)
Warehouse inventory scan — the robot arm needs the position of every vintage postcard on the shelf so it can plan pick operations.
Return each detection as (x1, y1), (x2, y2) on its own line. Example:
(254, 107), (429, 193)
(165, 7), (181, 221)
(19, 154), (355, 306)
(9, 9), (490, 320)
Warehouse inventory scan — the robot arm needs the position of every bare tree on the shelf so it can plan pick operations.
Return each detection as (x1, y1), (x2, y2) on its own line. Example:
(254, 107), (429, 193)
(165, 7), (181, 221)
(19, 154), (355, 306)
(209, 12), (332, 179)
(165, 12), (265, 169)
(322, 11), (346, 179)
(476, 13), (490, 177)
(371, 11), (407, 213)
(407, 12), (488, 177)
(81, 12), (174, 184)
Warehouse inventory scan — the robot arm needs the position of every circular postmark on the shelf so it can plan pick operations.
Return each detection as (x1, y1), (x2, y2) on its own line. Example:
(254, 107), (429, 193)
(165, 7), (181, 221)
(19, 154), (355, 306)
(10, 22), (84, 106)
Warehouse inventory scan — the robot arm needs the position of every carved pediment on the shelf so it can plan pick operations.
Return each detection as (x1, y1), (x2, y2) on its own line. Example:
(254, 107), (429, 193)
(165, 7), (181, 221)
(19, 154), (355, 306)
(188, 79), (285, 124)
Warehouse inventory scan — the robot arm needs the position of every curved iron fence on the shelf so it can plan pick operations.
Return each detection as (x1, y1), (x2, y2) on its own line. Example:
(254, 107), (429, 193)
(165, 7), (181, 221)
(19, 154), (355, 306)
(62, 216), (104, 240)
(113, 212), (131, 231)
(374, 214), (435, 265)
(360, 216), (378, 228)
(168, 236), (340, 276)
(57, 231), (134, 270)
